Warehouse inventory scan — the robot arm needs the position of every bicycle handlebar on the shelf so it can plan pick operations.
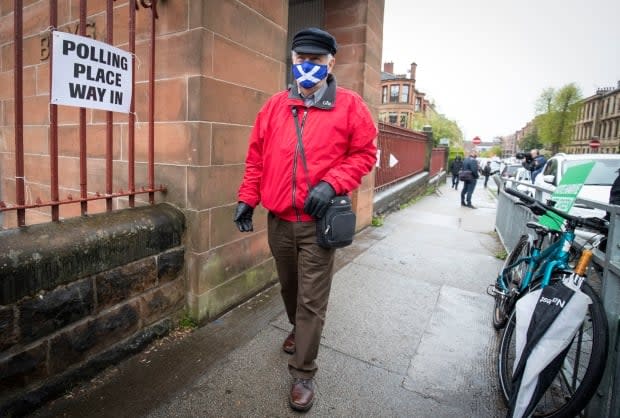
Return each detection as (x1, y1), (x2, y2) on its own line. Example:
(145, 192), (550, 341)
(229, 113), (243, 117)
(503, 185), (608, 233)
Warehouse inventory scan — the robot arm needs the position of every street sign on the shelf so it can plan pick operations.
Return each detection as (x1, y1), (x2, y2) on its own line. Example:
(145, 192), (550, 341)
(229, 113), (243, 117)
(472, 136), (481, 145)
(589, 139), (600, 149)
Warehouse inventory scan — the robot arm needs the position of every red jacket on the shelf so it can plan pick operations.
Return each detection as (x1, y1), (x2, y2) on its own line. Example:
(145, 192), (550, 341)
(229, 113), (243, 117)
(238, 75), (378, 222)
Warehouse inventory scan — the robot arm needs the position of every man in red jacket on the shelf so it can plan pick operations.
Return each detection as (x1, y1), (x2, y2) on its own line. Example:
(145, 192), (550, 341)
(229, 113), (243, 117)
(234, 27), (377, 412)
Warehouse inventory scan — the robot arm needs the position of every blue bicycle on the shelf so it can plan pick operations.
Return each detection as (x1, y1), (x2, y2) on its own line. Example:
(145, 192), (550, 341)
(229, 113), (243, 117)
(491, 186), (609, 417)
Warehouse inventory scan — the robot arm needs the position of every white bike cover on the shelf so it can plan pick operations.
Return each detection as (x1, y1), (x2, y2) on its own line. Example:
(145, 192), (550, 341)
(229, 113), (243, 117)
(509, 278), (592, 418)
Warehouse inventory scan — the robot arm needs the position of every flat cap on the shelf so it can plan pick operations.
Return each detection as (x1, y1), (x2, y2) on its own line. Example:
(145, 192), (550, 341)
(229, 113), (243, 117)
(292, 27), (337, 55)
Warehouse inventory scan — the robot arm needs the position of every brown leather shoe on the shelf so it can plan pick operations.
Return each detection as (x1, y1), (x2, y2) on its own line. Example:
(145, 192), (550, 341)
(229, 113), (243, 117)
(282, 331), (295, 354)
(289, 378), (315, 411)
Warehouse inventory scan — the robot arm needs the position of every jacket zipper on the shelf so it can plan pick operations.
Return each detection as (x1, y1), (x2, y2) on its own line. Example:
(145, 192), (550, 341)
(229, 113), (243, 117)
(292, 108), (309, 221)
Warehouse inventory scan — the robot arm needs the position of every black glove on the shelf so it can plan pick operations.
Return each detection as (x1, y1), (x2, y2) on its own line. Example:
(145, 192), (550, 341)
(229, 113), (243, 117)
(233, 202), (254, 232)
(304, 181), (336, 218)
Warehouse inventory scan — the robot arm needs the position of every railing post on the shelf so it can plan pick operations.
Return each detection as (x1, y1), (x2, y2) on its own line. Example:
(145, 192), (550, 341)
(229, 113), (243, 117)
(128, 0), (136, 208)
(422, 125), (433, 172)
(13, 0), (25, 226)
(79, 1), (87, 215)
(106, 0), (114, 212)
(49, 0), (59, 221)
(147, 0), (158, 204)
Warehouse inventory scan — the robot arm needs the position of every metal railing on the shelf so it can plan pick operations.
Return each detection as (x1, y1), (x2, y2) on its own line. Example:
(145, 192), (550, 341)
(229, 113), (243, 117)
(0, 0), (165, 228)
(494, 176), (620, 418)
(429, 147), (447, 177)
(375, 122), (428, 192)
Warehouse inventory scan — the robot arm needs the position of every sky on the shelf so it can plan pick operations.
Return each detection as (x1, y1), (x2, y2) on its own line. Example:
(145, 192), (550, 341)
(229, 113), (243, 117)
(382, 0), (620, 142)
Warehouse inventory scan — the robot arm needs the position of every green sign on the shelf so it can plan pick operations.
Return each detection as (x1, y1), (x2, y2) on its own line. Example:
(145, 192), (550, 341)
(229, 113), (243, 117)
(539, 161), (595, 229)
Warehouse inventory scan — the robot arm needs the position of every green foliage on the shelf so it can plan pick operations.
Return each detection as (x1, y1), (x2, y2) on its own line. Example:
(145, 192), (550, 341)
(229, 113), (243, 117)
(179, 312), (197, 330)
(535, 87), (555, 114)
(519, 123), (543, 151)
(480, 145), (503, 158)
(495, 249), (508, 260)
(449, 147), (465, 158)
(371, 215), (384, 227)
(411, 112), (464, 147)
(535, 84), (582, 154)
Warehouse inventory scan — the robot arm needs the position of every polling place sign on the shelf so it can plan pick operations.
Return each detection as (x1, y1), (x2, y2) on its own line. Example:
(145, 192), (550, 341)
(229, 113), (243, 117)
(51, 31), (132, 113)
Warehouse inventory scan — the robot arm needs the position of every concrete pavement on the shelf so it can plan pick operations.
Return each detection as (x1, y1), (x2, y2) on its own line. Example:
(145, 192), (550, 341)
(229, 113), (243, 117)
(32, 178), (508, 418)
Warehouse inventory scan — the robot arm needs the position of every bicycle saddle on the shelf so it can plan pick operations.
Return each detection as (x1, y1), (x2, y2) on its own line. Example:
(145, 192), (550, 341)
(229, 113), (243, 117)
(526, 221), (551, 235)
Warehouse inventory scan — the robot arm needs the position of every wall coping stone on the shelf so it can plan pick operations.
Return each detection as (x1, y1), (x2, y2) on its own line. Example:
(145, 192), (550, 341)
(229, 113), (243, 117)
(0, 204), (185, 305)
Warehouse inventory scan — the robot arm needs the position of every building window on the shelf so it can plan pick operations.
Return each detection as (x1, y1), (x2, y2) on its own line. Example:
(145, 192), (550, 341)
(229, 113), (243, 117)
(401, 85), (410, 103)
(390, 85), (399, 103)
(388, 112), (397, 124)
(400, 113), (408, 128)
(382, 86), (388, 104)
(415, 97), (422, 112)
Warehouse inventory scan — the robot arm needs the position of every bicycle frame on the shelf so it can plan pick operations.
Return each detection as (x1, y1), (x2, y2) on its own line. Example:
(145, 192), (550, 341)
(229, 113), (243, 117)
(496, 229), (575, 294)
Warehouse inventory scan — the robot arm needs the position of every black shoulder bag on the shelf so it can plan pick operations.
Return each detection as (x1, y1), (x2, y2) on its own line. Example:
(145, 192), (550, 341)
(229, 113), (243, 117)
(291, 107), (356, 249)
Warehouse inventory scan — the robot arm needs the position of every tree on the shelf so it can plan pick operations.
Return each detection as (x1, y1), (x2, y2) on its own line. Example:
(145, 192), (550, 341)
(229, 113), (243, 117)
(411, 112), (464, 147)
(519, 122), (543, 151)
(488, 145), (503, 158)
(534, 84), (582, 154)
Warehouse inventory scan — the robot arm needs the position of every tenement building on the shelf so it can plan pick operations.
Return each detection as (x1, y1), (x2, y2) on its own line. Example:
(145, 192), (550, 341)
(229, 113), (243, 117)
(378, 61), (434, 129)
(571, 81), (620, 154)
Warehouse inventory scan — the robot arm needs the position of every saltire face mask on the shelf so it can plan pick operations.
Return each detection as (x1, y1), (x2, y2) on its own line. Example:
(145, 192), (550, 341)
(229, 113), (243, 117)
(292, 61), (328, 89)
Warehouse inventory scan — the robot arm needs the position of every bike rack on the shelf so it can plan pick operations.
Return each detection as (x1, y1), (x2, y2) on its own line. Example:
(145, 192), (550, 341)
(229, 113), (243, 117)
(494, 176), (620, 418)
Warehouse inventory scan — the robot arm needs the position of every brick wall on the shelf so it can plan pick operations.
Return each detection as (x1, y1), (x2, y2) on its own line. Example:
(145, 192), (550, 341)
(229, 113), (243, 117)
(0, 203), (185, 416)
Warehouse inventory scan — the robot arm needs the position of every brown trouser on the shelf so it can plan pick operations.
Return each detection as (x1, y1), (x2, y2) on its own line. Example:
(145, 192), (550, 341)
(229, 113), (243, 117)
(267, 212), (336, 379)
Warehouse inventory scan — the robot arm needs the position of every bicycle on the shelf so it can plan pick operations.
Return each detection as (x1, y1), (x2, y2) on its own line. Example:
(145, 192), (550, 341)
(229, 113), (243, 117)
(490, 185), (609, 417)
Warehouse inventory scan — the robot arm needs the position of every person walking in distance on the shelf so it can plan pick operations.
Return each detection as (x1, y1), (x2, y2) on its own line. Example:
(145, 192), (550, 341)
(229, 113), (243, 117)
(482, 160), (497, 188)
(233, 27), (377, 412)
(450, 155), (463, 189)
(461, 149), (479, 208)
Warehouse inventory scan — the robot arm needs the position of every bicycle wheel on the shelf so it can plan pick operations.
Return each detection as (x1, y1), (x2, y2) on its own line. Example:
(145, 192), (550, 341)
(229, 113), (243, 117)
(493, 235), (530, 329)
(497, 280), (609, 417)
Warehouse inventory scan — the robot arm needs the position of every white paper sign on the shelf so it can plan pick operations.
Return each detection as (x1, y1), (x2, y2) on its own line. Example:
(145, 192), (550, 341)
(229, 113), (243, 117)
(51, 31), (132, 113)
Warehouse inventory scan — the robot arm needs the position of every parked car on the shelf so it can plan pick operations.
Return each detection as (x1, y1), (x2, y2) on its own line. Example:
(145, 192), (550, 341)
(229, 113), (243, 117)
(503, 165), (534, 196)
(533, 153), (620, 218)
(501, 163), (522, 179)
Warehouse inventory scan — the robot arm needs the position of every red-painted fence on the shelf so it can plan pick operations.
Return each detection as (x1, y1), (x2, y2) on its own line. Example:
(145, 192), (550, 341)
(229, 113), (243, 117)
(376, 123), (438, 191)
(430, 147), (447, 177)
(0, 0), (164, 227)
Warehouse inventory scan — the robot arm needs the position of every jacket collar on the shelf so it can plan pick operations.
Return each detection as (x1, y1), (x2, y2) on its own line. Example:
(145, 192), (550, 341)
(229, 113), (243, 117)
(288, 74), (336, 109)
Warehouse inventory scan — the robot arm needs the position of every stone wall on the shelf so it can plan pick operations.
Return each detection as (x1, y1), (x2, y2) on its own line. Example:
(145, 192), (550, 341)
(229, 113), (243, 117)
(0, 203), (185, 416)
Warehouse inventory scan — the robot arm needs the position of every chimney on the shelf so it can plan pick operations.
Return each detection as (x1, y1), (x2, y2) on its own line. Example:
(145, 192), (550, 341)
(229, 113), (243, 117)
(383, 62), (394, 74)
(410, 62), (417, 81)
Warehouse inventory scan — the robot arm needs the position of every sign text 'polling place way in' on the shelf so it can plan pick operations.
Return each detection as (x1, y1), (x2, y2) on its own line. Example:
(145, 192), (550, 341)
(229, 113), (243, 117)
(51, 31), (132, 113)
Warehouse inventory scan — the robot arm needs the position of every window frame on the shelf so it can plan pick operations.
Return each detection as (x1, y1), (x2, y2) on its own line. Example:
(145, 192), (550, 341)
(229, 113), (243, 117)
(389, 85), (399, 103)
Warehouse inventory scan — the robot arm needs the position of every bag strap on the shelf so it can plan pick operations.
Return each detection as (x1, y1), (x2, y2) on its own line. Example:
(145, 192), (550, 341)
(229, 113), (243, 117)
(291, 106), (313, 192)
